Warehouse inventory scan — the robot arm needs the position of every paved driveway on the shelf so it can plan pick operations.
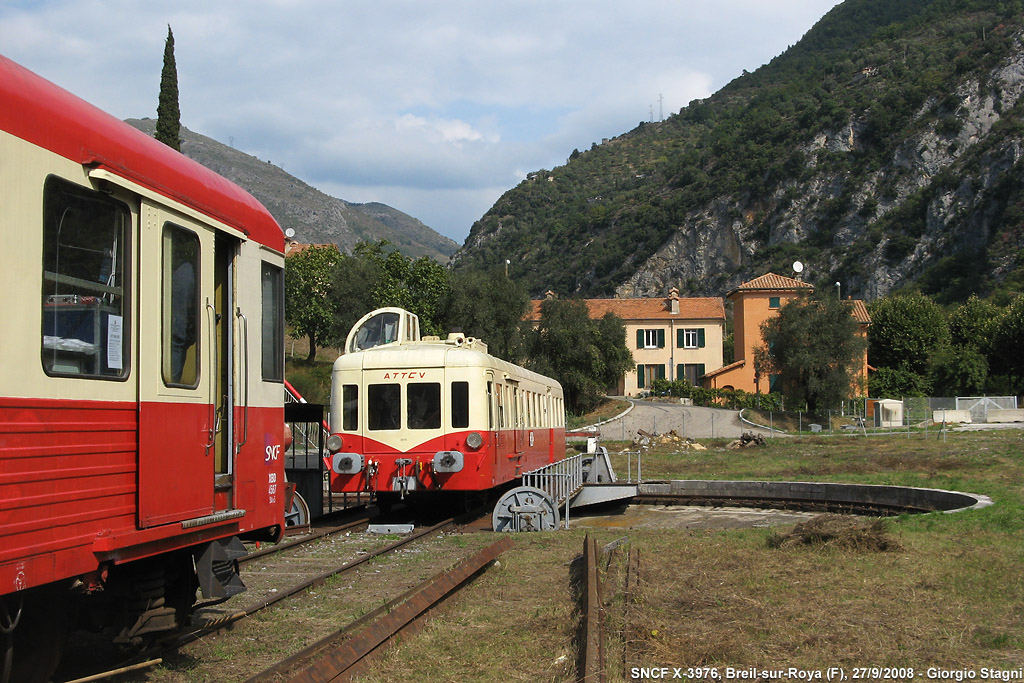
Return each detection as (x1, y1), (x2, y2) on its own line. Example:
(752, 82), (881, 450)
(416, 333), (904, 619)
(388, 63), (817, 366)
(591, 398), (779, 441)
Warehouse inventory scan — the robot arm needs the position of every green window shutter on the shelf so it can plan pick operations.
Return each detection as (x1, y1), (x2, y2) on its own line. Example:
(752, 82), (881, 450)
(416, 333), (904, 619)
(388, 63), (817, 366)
(636, 329), (644, 349)
(676, 364), (683, 380)
(657, 329), (665, 348)
(698, 328), (706, 348)
(638, 365), (646, 388)
(677, 329), (684, 348)
(657, 364), (666, 380)
(697, 363), (705, 378)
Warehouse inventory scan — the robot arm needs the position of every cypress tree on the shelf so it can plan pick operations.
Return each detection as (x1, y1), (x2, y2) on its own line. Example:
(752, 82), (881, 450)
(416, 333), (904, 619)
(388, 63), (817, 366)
(155, 25), (181, 151)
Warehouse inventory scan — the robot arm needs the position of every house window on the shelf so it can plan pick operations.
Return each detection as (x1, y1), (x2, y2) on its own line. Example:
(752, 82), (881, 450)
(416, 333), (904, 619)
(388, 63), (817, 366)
(677, 328), (706, 349)
(769, 296), (781, 309)
(636, 328), (665, 349)
(678, 363), (706, 385)
(637, 364), (666, 389)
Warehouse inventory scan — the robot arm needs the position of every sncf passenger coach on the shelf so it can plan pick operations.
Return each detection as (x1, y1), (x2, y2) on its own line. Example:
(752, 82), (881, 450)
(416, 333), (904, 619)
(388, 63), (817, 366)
(0, 56), (286, 682)
(327, 308), (566, 507)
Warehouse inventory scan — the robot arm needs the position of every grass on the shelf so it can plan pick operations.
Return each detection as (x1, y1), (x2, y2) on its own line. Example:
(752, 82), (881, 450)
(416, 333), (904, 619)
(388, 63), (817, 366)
(568, 398), (632, 430)
(355, 429), (1024, 682)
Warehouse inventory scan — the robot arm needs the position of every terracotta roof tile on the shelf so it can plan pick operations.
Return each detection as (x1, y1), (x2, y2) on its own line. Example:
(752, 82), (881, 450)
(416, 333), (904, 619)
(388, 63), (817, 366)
(526, 297), (725, 322)
(849, 299), (871, 324)
(730, 272), (813, 296)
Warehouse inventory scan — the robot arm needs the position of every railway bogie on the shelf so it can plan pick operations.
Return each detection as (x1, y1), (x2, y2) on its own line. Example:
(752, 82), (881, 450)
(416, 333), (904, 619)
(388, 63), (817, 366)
(0, 55), (286, 682)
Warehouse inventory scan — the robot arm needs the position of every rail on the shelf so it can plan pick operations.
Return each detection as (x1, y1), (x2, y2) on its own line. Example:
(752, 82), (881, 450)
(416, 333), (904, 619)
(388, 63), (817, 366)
(522, 453), (584, 506)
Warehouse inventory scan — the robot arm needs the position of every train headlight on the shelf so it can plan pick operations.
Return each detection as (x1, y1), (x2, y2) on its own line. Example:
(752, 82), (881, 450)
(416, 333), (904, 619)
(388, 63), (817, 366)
(465, 431), (483, 450)
(326, 434), (343, 453)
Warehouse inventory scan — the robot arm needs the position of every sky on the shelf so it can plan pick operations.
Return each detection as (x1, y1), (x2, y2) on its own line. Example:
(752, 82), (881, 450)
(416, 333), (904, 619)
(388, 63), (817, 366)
(0, 0), (841, 244)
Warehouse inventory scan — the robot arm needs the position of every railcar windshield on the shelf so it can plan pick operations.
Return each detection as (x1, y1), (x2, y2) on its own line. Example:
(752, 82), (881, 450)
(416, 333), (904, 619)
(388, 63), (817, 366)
(351, 311), (400, 352)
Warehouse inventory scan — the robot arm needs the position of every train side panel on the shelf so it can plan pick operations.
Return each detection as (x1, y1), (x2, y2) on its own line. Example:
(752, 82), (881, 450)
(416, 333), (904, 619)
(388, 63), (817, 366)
(0, 100), (286, 597)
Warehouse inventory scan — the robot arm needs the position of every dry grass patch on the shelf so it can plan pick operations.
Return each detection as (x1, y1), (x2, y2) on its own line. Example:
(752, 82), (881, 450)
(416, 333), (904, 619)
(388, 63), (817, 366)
(767, 514), (902, 551)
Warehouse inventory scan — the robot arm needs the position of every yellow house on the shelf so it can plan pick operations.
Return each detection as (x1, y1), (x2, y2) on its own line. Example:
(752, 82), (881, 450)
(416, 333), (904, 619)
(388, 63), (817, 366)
(704, 273), (870, 395)
(527, 288), (726, 396)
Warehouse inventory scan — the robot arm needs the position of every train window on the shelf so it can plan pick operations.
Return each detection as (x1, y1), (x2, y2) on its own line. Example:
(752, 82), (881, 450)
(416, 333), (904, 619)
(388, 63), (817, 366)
(368, 383), (400, 430)
(408, 383), (441, 430)
(486, 381), (495, 430)
(342, 384), (358, 431)
(352, 311), (400, 352)
(161, 224), (200, 386)
(451, 381), (469, 429)
(41, 176), (130, 379)
(261, 262), (284, 381)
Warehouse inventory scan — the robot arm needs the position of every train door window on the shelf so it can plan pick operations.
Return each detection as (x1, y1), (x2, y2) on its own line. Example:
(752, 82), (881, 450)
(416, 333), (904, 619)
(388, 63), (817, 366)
(452, 381), (469, 429)
(496, 384), (505, 429)
(486, 381), (495, 430)
(161, 224), (200, 386)
(41, 176), (130, 379)
(342, 384), (358, 430)
(408, 382), (441, 429)
(261, 262), (284, 381)
(368, 383), (400, 430)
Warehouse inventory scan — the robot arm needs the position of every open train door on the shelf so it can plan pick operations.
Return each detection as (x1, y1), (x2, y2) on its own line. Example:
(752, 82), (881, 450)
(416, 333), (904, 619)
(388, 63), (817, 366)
(136, 201), (239, 527)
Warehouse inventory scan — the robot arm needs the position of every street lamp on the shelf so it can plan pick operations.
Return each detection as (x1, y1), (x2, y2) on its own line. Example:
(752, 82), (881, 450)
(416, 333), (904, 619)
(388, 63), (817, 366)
(835, 281), (841, 299)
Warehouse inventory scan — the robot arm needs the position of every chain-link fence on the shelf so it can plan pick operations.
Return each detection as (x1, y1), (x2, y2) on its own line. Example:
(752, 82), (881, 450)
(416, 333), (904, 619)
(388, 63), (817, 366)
(744, 395), (1020, 437)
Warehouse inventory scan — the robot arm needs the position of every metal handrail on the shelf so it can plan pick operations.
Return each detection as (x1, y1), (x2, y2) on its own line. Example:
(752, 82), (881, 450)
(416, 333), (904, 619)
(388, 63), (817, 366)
(522, 454), (584, 506)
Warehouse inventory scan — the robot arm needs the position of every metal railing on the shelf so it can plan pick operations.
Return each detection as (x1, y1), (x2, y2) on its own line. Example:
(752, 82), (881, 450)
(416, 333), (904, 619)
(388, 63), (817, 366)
(522, 453), (584, 507)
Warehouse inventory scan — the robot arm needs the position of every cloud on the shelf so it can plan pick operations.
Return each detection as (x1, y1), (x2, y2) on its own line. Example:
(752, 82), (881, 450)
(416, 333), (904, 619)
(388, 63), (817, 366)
(0, 0), (840, 241)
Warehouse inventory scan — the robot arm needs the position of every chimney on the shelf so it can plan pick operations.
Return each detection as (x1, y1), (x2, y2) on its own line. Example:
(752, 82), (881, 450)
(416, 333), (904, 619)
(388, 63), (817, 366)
(668, 287), (680, 315)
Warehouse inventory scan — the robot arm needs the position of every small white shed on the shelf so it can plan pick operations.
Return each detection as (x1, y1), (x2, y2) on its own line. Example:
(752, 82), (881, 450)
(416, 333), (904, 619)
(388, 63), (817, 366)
(873, 399), (904, 428)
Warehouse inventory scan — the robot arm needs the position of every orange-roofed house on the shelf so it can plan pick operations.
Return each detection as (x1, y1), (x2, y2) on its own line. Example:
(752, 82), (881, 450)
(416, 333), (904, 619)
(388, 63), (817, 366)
(704, 273), (871, 395)
(526, 288), (726, 396)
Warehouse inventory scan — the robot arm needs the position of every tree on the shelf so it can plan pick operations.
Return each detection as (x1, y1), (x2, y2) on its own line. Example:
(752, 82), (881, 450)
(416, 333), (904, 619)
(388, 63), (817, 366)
(756, 292), (866, 413)
(867, 291), (949, 375)
(340, 241), (450, 336)
(440, 268), (530, 361)
(155, 25), (181, 151)
(948, 294), (998, 356)
(930, 346), (988, 396)
(284, 245), (341, 362)
(525, 299), (634, 414)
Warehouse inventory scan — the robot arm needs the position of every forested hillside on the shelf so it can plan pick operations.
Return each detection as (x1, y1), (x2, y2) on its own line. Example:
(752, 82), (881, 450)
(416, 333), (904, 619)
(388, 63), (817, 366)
(452, 0), (1024, 304)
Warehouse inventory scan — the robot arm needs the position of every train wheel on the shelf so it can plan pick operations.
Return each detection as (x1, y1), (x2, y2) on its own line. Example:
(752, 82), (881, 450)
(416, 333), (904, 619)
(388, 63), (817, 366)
(284, 491), (310, 527)
(0, 585), (71, 683)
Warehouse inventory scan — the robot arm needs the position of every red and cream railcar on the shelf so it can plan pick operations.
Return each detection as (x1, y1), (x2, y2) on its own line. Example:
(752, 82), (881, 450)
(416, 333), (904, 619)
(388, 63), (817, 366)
(0, 55), (286, 681)
(326, 308), (566, 506)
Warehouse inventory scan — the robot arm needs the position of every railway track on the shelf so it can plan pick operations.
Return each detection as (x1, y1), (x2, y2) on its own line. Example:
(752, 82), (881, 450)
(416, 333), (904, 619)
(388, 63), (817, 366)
(53, 510), (494, 683)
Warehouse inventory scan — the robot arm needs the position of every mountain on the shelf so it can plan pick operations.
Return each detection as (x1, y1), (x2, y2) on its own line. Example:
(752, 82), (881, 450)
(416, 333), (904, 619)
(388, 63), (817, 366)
(452, 0), (1024, 304)
(126, 118), (458, 262)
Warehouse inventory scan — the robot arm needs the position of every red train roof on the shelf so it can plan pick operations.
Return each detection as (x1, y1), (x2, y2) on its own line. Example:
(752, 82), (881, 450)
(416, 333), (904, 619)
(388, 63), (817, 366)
(0, 54), (283, 250)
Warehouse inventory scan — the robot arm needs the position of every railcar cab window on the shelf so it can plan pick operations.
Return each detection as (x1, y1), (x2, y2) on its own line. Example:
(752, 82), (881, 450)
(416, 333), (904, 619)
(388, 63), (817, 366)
(352, 311), (400, 352)
(368, 383), (401, 430)
(41, 176), (129, 379)
(452, 381), (469, 429)
(261, 262), (284, 381)
(162, 224), (200, 386)
(341, 384), (358, 430)
(407, 383), (440, 429)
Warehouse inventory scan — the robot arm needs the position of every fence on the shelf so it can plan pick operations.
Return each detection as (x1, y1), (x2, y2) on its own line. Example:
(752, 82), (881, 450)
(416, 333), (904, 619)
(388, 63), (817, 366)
(745, 395), (1020, 438)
